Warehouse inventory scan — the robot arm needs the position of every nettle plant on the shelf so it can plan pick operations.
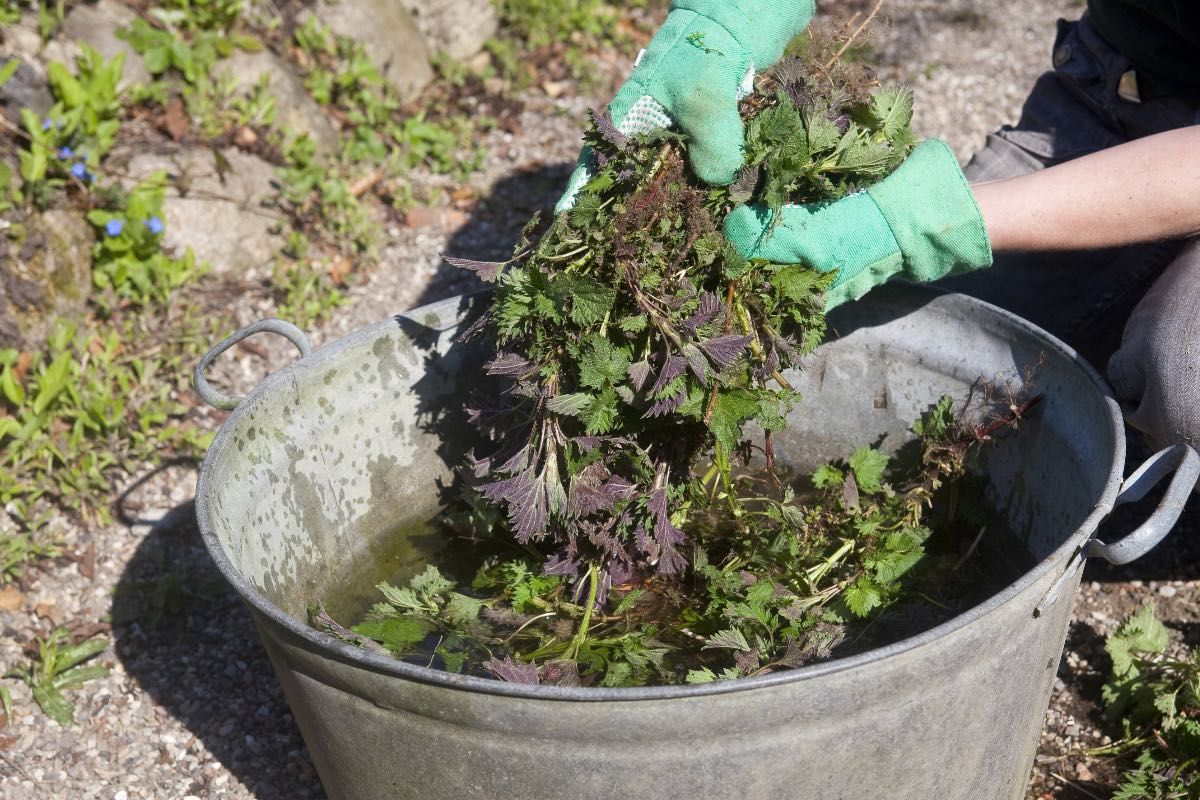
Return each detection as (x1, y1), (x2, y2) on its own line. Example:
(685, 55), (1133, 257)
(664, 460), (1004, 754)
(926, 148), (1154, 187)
(322, 47), (1033, 686)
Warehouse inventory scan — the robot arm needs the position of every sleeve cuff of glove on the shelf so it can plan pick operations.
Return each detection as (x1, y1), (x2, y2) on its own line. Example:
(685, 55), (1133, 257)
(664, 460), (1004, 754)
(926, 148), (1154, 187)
(867, 139), (993, 283)
(669, 0), (815, 67)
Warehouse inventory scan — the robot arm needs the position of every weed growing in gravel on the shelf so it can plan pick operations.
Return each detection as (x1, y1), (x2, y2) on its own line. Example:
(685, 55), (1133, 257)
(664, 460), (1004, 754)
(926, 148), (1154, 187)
(118, 1), (261, 84)
(1093, 604), (1200, 798)
(0, 525), (62, 584)
(0, 311), (216, 527)
(4, 627), (109, 726)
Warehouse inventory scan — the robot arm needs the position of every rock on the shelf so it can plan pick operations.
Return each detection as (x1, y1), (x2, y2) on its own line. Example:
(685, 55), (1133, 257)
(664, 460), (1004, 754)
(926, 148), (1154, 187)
(0, 58), (53, 126)
(400, 0), (497, 61)
(59, 0), (150, 89)
(1158, 584), (1177, 598)
(0, 208), (94, 349)
(307, 0), (432, 98)
(121, 146), (284, 276)
(214, 49), (338, 152)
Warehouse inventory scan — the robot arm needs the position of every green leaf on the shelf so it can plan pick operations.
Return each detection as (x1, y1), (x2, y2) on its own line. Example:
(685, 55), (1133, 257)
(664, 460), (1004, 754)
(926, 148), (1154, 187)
(708, 389), (761, 453)
(547, 392), (593, 417)
(848, 446), (888, 494)
(47, 61), (85, 108)
(685, 667), (718, 684)
(811, 464), (843, 489)
(33, 352), (73, 415)
(913, 395), (955, 439)
(578, 337), (629, 390)
(32, 683), (76, 726)
(1, 364), (25, 406)
(351, 618), (431, 655)
(613, 588), (646, 614)
(1106, 603), (1169, 677)
(445, 593), (484, 627)
(843, 577), (883, 617)
(703, 628), (751, 652)
(409, 565), (454, 598)
(553, 275), (615, 327)
(0, 60), (19, 90)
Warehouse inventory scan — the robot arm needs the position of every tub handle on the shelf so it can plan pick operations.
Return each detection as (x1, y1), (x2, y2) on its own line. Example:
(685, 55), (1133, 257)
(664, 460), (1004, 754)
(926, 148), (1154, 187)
(1086, 443), (1200, 565)
(193, 319), (312, 411)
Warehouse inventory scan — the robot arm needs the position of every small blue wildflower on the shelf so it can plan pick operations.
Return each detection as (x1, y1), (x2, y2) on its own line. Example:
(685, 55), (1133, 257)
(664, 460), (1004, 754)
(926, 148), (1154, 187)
(57, 146), (73, 160)
(146, 216), (165, 235)
(104, 219), (125, 237)
(41, 118), (53, 131)
(69, 162), (89, 181)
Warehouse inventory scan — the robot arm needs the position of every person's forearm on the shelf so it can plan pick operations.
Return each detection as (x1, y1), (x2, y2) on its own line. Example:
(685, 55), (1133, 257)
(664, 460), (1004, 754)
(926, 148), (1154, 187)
(973, 127), (1200, 252)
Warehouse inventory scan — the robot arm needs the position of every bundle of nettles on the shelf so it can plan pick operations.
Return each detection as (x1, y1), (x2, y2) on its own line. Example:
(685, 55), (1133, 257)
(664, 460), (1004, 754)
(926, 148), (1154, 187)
(317, 45), (1031, 687)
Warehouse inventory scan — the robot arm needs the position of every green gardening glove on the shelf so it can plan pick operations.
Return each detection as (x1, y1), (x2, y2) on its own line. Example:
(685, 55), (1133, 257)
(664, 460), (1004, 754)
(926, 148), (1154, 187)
(557, 0), (815, 211)
(724, 139), (993, 309)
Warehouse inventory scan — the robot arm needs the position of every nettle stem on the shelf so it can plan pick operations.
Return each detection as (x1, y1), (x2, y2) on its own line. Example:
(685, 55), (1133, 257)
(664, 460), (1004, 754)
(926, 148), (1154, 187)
(566, 563), (600, 660)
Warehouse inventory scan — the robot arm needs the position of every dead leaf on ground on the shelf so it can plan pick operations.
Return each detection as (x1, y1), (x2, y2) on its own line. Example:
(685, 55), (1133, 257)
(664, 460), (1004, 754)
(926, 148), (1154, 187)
(0, 585), (24, 612)
(328, 256), (352, 285)
(162, 96), (189, 141)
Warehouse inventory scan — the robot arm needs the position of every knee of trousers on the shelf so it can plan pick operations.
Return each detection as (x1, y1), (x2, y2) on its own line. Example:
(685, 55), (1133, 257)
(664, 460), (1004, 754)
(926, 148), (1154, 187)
(1107, 239), (1200, 452)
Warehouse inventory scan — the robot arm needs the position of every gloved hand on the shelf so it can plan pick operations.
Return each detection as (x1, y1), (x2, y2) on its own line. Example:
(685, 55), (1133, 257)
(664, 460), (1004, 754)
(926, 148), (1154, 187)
(724, 139), (993, 309)
(557, 0), (815, 212)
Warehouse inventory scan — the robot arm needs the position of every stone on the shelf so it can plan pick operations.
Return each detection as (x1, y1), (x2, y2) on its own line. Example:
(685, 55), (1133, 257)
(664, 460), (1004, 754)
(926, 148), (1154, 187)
(59, 0), (151, 89)
(400, 0), (497, 61)
(0, 58), (53, 126)
(307, 0), (432, 98)
(0, 207), (94, 349)
(121, 146), (284, 276)
(214, 49), (338, 152)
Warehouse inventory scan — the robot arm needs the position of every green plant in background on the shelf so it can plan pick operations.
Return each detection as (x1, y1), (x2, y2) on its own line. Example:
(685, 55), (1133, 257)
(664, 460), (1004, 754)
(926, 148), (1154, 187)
(1095, 604), (1200, 799)
(4, 628), (109, 725)
(0, 313), (215, 525)
(1, 524), (62, 584)
(18, 47), (123, 203)
(0, 0), (65, 37)
(118, 2), (260, 85)
(271, 258), (346, 329)
(88, 171), (206, 311)
(276, 132), (376, 256)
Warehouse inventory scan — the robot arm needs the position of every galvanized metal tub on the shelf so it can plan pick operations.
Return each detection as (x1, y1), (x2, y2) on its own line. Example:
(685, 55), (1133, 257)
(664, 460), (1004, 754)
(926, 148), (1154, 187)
(193, 284), (1199, 800)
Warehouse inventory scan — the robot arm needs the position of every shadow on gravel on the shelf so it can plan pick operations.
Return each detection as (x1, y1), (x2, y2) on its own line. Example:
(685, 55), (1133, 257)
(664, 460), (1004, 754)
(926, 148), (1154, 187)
(421, 161), (572, 306)
(111, 476), (327, 800)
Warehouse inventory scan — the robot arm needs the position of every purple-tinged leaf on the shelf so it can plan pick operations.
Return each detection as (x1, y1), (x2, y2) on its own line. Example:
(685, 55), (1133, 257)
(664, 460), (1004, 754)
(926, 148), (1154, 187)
(644, 389), (686, 418)
(481, 468), (548, 543)
(457, 310), (491, 343)
(634, 525), (659, 561)
(682, 344), (709, 387)
(485, 352), (533, 377)
(497, 443), (532, 475)
(484, 605), (531, 627)
(698, 334), (752, 369)
(540, 659), (582, 687)
(649, 355), (687, 396)
(735, 649), (761, 675)
(683, 291), (724, 335)
(602, 475), (637, 500)
(443, 255), (505, 282)
(568, 462), (614, 517)
(484, 656), (540, 684)
(647, 485), (687, 577)
(543, 552), (582, 578)
(572, 436), (606, 453)
(627, 360), (653, 392)
(728, 164), (761, 205)
(590, 108), (628, 150)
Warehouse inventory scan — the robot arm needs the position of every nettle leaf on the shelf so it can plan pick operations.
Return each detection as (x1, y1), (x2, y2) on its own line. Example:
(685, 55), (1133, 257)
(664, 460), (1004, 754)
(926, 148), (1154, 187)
(484, 656), (540, 685)
(446, 593), (485, 626)
(913, 395), (955, 438)
(812, 464), (843, 489)
(703, 628), (751, 652)
(843, 577), (883, 618)
(352, 618), (431, 655)
(698, 334), (752, 370)
(1107, 603), (1169, 676)
(411, 565), (454, 598)
(709, 389), (763, 453)
(578, 338), (630, 390)
(848, 446), (888, 494)
(444, 255), (504, 282)
(547, 392), (593, 417)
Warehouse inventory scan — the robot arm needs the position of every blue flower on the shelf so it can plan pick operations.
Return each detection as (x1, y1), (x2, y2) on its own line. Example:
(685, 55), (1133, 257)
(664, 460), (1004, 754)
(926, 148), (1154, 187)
(41, 118), (53, 131)
(69, 162), (87, 178)
(57, 146), (73, 160)
(145, 216), (165, 235)
(104, 219), (125, 237)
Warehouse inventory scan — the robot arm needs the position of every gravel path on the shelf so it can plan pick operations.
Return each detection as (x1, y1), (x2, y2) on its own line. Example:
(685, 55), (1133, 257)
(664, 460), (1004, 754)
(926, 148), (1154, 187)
(6, 2), (1196, 799)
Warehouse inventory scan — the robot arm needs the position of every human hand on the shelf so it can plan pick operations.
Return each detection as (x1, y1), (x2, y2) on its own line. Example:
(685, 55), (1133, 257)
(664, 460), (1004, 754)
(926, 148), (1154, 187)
(557, 0), (815, 212)
(723, 139), (993, 309)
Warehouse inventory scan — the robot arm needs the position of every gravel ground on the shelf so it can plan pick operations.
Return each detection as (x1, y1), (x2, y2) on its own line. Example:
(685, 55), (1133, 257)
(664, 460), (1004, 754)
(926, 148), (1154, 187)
(5, 2), (1196, 799)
